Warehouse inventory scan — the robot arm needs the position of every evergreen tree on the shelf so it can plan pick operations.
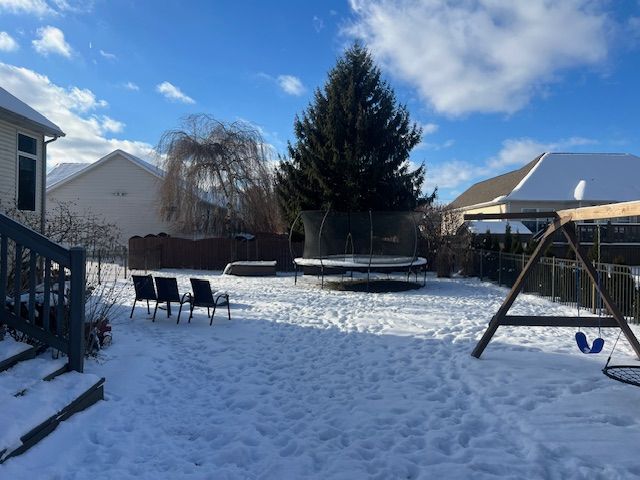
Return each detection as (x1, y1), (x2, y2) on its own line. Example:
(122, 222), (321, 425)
(503, 223), (513, 253)
(276, 43), (432, 223)
(512, 232), (524, 254)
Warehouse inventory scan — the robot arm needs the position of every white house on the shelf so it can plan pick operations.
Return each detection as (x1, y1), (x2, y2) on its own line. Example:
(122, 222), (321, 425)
(450, 152), (640, 232)
(0, 86), (65, 231)
(46, 149), (178, 244)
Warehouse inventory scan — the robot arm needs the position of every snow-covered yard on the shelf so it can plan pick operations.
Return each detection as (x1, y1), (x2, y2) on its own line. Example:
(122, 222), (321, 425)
(3, 272), (640, 479)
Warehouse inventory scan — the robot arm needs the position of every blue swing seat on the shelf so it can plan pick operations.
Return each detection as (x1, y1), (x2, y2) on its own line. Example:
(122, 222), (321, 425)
(575, 331), (605, 354)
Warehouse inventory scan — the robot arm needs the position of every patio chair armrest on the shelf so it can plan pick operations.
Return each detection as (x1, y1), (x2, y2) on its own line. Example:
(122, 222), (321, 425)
(181, 292), (192, 304)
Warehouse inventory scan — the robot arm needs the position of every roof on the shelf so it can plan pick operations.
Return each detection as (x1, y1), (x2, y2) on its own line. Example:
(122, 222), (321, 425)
(449, 155), (541, 209)
(46, 149), (163, 192)
(464, 220), (532, 235)
(46, 149), (224, 208)
(46, 163), (88, 189)
(0, 86), (64, 137)
(450, 152), (640, 209)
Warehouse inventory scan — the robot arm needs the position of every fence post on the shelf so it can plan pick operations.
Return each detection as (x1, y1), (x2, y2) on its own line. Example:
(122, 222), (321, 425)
(68, 247), (86, 373)
(498, 251), (502, 286)
(591, 261), (597, 314)
(97, 249), (102, 285)
(551, 256), (555, 302)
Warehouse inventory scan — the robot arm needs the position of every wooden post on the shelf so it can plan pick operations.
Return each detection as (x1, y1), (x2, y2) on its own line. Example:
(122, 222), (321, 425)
(471, 219), (561, 358)
(68, 247), (86, 373)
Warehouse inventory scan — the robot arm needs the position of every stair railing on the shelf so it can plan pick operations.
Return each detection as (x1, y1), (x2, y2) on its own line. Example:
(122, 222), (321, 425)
(0, 212), (85, 372)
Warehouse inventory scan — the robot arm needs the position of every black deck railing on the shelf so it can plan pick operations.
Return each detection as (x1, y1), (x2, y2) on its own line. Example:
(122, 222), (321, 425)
(0, 212), (86, 372)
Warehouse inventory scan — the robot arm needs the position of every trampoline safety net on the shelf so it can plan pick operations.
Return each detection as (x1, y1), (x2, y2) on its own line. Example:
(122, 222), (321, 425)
(298, 210), (419, 262)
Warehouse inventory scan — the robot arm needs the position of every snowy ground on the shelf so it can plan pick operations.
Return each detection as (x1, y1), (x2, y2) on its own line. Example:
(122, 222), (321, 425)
(3, 271), (640, 479)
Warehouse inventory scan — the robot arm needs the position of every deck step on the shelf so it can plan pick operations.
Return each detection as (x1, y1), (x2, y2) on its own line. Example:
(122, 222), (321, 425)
(0, 338), (37, 373)
(0, 357), (68, 397)
(0, 371), (104, 463)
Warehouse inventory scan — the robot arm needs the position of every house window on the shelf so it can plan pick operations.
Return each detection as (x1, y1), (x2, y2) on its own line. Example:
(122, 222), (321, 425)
(521, 208), (548, 234)
(17, 133), (38, 211)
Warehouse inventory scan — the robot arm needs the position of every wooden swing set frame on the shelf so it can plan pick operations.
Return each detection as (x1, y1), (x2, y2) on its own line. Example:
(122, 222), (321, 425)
(465, 200), (640, 360)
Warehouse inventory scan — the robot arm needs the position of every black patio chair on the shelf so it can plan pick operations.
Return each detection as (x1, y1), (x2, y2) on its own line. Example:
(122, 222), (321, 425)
(153, 277), (190, 323)
(130, 275), (157, 318)
(188, 278), (230, 325)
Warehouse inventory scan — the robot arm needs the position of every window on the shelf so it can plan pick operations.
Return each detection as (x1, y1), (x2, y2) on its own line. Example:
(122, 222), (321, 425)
(17, 133), (38, 211)
(521, 208), (549, 234)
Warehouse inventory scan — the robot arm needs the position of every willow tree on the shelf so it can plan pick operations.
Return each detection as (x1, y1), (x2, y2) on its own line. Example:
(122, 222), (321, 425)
(157, 115), (282, 235)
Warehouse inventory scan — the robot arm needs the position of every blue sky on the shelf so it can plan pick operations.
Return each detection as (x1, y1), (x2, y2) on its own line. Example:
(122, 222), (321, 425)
(1, 0), (640, 203)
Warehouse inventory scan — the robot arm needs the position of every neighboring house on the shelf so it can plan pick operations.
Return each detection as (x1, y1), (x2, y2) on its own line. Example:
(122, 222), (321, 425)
(449, 152), (640, 233)
(46, 149), (178, 244)
(0, 86), (65, 231)
(450, 152), (640, 262)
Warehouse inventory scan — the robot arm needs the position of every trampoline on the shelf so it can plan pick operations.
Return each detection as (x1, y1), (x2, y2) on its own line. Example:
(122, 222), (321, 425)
(289, 210), (427, 288)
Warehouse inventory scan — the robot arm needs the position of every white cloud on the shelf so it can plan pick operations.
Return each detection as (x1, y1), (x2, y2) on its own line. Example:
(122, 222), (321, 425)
(0, 0), (53, 15)
(67, 86), (107, 112)
(313, 15), (324, 33)
(0, 31), (19, 51)
(0, 62), (154, 166)
(487, 136), (597, 169)
(32, 25), (72, 57)
(123, 81), (139, 91)
(99, 49), (116, 60)
(424, 135), (598, 200)
(156, 81), (195, 104)
(98, 116), (124, 134)
(348, 0), (610, 115)
(277, 75), (305, 96)
(422, 123), (438, 135)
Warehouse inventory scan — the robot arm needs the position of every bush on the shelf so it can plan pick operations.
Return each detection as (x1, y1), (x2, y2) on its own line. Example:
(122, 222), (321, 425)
(436, 245), (454, 278)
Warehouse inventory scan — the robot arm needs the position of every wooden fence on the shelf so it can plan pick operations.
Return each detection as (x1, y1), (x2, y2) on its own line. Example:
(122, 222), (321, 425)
(128, 234), (304, 272)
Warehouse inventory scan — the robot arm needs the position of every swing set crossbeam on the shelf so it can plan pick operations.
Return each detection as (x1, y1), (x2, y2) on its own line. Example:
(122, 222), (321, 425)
(467, 199), (640, 360)
(501, 315), (620, 328)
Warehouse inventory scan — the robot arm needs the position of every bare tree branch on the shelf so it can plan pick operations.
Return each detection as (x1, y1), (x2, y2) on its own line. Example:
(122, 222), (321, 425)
(157, 114), (284, 235)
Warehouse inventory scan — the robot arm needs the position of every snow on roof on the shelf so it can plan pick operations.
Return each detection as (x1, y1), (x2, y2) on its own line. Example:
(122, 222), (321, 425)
(46, 163), (89, 189)
(508, 153), (640, 202)
(0, 86), (64, 137)
(46, 149), (164, 193)
(46, 149), (224, 208)
(466, 220), (532, 235)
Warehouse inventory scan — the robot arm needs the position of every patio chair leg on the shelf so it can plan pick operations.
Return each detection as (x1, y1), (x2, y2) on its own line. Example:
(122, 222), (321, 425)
(189, 305), (193, 323)
(177, 303), (183, 324)
(210, 304), (217, 326)
(152, 302), (159, 321)
(146, 300), (150, 314)
(226, 298), (231, 321)
(130, 299), (137, 318)
(207, 307), (210, 318)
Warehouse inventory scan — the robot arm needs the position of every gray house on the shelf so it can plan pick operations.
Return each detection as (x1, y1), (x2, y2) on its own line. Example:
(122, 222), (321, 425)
(0, 87), (65, 231)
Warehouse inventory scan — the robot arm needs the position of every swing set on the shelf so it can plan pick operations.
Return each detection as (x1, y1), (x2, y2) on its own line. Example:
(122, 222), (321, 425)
(465, 200), (640, 387)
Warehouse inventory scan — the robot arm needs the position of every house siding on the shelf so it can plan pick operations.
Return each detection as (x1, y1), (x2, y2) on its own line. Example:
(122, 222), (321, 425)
(47, 152), (177, 244)
(0, 118), (44, 222)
